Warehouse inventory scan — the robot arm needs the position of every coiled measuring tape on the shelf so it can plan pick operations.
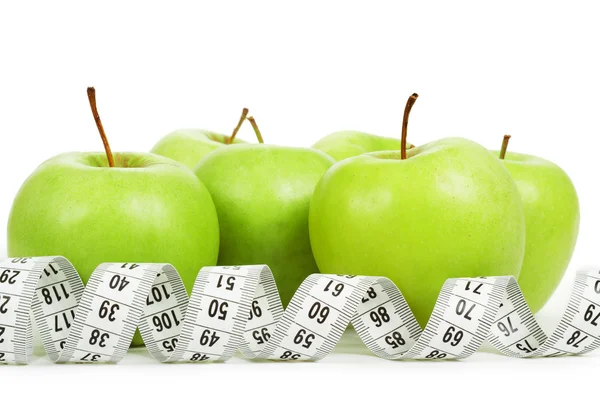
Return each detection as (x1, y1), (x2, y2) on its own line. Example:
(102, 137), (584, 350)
(0, 256), (599, 364)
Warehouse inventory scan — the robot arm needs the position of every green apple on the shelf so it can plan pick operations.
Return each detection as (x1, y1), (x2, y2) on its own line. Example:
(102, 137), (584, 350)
(495, 135), (579, 313)
(194, 116), (335, 306)
(7, 88), (220, 346)
(308, 94), (526, 327)
(312, 130), (415, 161)
(7, 151), (220, 292)
(7, 152), (220, 345)
(151, 108), (249, 169)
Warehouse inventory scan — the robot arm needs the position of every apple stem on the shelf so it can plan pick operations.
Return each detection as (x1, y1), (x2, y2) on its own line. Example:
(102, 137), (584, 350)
(401, 93), (419, 160)
(227, 108), (249, 144)
(500, 135), (511, 159)
(247, 116), (264, 143)
(86, 87), (115, 167)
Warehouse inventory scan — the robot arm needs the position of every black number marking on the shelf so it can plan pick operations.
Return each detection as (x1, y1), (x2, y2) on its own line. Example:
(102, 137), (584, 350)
(425, 349), (447, 359)
(109, 275), (130, 291)
(497, 317), (518, 337)
(11, 257), (30, 264)
(361, 287), (377, 303)
(40, 283), (70, 305)
(0, 295), (11, 314)
(384, 331), (406, 349)
(0, 326), (5, 343)
(515, 339), (537, 353)
(42, 263), (59, 276)
(190, 353), (210, 361)
(248, 300), (262, 320)
(584, 304), (600, 326)
(80, 353), (101, 362)
(152, 310), (181, 332)
(120, 263), (140, 270)
(442, 326), (464, 346)
(199, 329), (221, 347)
(146, 284), (171, 306)
(369, 306), (391, 327)
(163, 338), (178, 352)
(99, 300), (119, 322)
(217, 275), (235, 291)
(293, 329), (316, 349)
(280, 350), (301, 360)
(465, 281), (482, 294)
(252, 328), (271, 344)
(308, 301), (330, 324)
(41, 288), (53, 304)
(89, 329), (109, 347)
(54, 284), (69, 300)
(54, 309), (75, 332)
(566, 330), (588, 348)
(455, 299), (475, 320)
(0, 269), (20, 284)
(595, 280), (600, 294)
(324, 280), (344, 297)
(208, 299), (228, 320)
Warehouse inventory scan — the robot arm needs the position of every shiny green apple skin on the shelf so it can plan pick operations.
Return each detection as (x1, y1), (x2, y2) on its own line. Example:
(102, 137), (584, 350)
(7, 152), (220, 345)
(309, 138), (526, 327)
(195, 144), (335, 306)
(496, 151), (579, 313)
(312, 130), (414, 161)
(151, 129), (246, 169)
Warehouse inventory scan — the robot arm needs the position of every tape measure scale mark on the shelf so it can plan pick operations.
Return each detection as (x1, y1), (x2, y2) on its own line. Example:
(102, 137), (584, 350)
(1, 256), (600, 364)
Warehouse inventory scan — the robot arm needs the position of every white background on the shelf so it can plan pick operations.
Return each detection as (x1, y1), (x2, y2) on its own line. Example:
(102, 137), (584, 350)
(1, 1), (599, 399)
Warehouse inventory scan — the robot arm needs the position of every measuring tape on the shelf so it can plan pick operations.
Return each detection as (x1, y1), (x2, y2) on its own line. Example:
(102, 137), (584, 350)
(1, 256), (599, 364)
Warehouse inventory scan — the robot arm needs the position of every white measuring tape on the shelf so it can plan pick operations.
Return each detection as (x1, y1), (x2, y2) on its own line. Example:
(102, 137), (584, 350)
(1, 256), (599, 364)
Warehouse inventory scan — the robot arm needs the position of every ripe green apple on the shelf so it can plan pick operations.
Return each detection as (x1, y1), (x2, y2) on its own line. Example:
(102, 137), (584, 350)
(151, 130), (247, 169)
(312, 130), (415, 161)
(7, 152), (220, 345)
(151, 108), (250, 169)
(7, 88), (220, 346)
(495, 138), (579, 313)
(308, 94), (526, 327)
(194, 143), (335, 306)
(309, 138), (526, 326)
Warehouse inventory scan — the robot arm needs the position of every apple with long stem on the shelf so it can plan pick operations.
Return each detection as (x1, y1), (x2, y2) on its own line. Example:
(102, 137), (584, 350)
(7, 87), (220, 346)
(496, 135), (579, 313)
(312, 106), (416, 162)
(308, 94), (526, 327)
(150, 108), (250, 169)
(194, 115), (335, 306)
